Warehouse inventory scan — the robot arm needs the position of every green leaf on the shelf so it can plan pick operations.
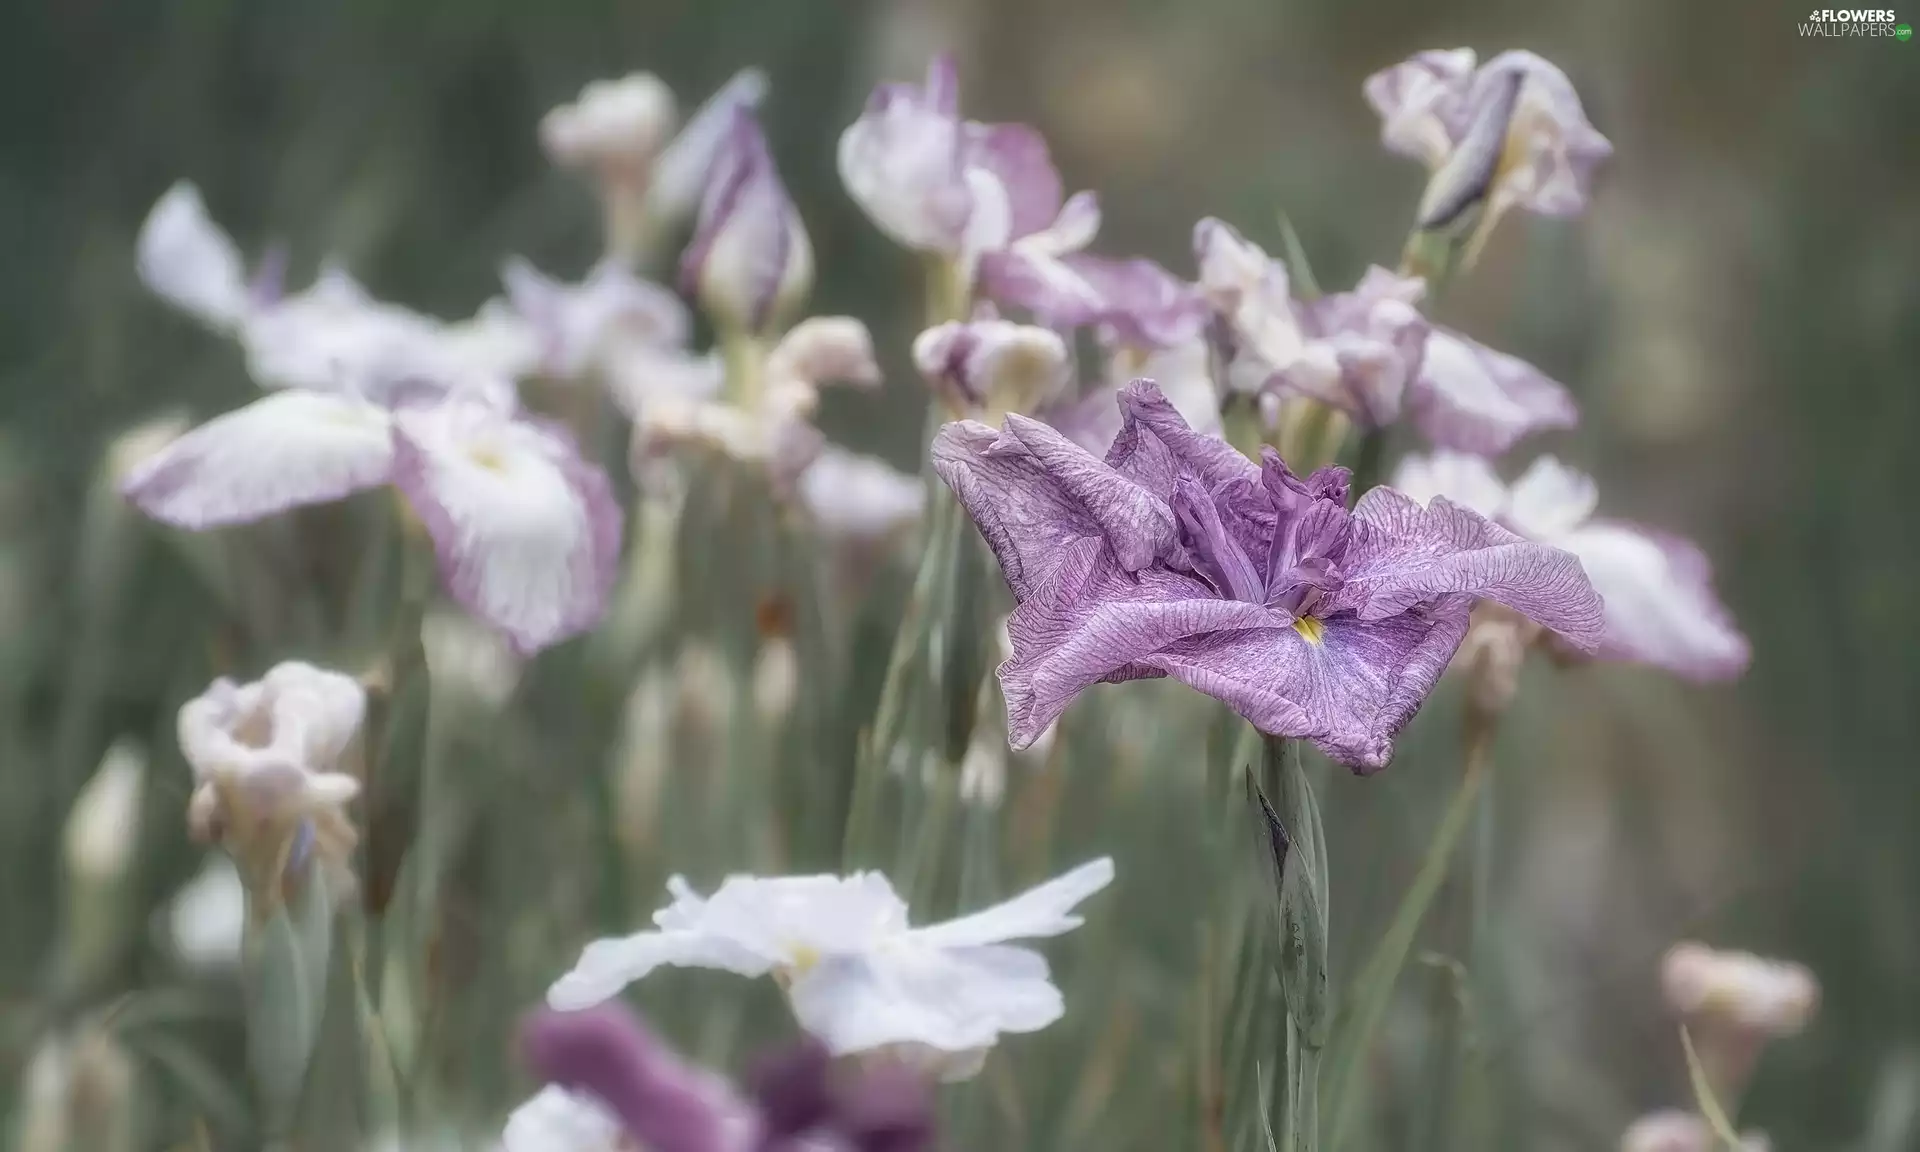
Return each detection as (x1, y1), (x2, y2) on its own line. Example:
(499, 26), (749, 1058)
(241, 867), (333, 1135)
(1250, 736), (1329, 1048)
(1276, 211), (1322, 300)
(128, 1030), (254, 1138)
(1322, 761), (1486, 1148)
(1681, 1025), (1747, 1149)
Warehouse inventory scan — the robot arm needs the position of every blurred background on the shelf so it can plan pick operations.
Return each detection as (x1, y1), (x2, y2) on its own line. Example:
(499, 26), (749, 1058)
(3, 0), (1918, 1149)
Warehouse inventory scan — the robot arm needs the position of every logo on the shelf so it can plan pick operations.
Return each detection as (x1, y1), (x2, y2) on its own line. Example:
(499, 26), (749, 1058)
(1800, 8), (1905, 34)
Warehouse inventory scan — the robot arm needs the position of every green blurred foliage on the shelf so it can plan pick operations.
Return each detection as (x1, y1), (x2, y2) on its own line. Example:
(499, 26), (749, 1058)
(3, 0), (1918, 1149)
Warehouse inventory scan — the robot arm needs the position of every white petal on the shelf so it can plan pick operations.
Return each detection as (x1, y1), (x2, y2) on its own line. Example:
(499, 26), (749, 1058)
(957, 166), (1013, 287)
(503, 257), (690, 379)
(545, 928), (775, 1011)
(787, 943), (1064, 1070)
(1505, 454), (1598, 537)
(500, 1086), (626, 1152)
(912, 857), (1114, 949)
(797, 449), (925, 541)
(121, 390), (394, 529)
(1410, 328), (1578, 455)
(167, 855), (246, 971)
(1557, 523), (1749, 680)
(392, 402), (621, 654)
(539, 72), (678, 171)
(138, 182), (250, 330)
(1390, 450), (1509, 518)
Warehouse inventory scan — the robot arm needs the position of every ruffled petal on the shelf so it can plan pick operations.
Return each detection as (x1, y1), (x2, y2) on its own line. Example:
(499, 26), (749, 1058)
(998, 537), (1295, 747)
(121, 390), (394, 529)
(392, 401), (622, 654)
(932, 420), (1106, 599)
(1107, 379), (1259, 497)
(1337, 487), (1605, 650)
(137, 182), (251, 330)
(999, 414), (1175, 572)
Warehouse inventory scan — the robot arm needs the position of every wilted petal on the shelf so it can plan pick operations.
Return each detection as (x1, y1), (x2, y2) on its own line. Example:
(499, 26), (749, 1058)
(797, 449), (925, 541)
(681, 111), (813, 333)
(1557, 522), (1750, 680)
(138, 182), (251, 330)
(122, 390), (393, 529)
(392, 401), (622, 653)
(650, 68), (771, 223)
(1409, 327), (1577, 454)
(1336, 487), (1605, 650)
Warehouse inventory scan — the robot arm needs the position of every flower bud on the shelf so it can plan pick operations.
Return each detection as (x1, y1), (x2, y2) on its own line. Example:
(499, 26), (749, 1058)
(912, 317), (1070, 417)
(540, 73), (678, 180)
(165, 854), (245, 972)
(1619, 1109), (1770, 1152)
(1661, 942), (1819, 1037)
(680, 110), (813, 335)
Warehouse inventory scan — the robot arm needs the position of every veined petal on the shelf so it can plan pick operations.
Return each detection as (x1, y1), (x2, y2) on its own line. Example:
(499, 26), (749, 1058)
(137, 182), (250, 330)
(1339, 487), (1605, 650)
(999, 537), (1296, 747)
(1000, 414), (1175, 572)
(1410, 327), (1578, 454)
(392, 402), (622, 654)
(1558, 522), (1750, 680)
(912, 857), (1114, 949)
(932, 420), (1106, 599)
(1108, 379), (1259, 497)
(121, 390), (394, 529)
(1292, 602), (1473, 771)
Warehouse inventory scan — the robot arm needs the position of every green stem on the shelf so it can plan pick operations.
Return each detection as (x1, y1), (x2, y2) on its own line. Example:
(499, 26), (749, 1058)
(1322, 711), (1495, 1148)
(1349, 429), (1388, 499)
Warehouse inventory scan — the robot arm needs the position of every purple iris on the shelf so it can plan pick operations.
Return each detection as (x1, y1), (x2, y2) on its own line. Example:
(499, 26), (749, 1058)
(934, 380), (1604, 770)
